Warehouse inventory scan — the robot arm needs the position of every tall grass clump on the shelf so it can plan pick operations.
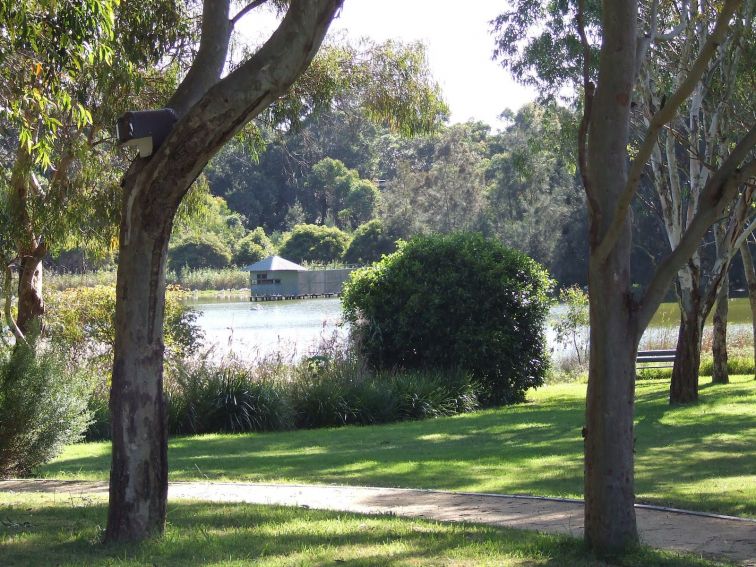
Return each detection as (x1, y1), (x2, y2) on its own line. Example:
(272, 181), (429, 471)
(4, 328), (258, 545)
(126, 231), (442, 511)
(0, 345), (94, 476)
(166, 357), (293, 434)
(47, 269), (117, 291)
(168, 267), (249, 290)
(86, 346), (481, 439)
(288, 355), (478, 429)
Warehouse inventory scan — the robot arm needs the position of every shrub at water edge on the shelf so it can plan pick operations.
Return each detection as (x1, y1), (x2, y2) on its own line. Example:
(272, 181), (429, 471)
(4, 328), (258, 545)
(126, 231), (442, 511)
(165, 357), (294, 435)
(234, 227), (274, 266)
(85, 352), (479, 439)
(342, 232), (554, 406)
(278, 224), (350, 264)
(169, 233), (233, 271)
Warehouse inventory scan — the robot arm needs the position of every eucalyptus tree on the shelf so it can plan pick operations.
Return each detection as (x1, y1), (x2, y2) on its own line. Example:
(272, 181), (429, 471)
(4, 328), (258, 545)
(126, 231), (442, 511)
(485, 104), (584, 277)
(106, 0), (445, 543)
(638, 0), (756, 399)
(495, 0), (756, 552)
(381, 122), (488, 237)
(0, 0), (189, 338)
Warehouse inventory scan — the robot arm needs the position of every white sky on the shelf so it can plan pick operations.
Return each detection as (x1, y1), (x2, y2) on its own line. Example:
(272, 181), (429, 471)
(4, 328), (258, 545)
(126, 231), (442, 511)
(236, 1), (538, 131)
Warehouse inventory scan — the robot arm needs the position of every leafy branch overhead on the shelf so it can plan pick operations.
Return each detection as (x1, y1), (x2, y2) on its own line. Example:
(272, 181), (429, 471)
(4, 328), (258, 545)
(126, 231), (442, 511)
(260, 39), (450, 137)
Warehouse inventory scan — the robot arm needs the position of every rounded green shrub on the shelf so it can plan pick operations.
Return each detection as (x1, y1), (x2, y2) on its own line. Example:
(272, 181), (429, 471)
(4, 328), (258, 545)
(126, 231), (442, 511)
(342, 232), (554, 406)
(344, 220), (398, 265)
(278, 224), (350, 264)
(169, 233), (233, 270)
(0, 345), (94, 477)
(234, 227), (274, 266)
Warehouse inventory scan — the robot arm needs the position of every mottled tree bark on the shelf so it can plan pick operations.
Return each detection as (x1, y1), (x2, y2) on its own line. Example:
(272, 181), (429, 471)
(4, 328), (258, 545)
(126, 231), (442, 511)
(105, 206), (170, 541)
(15, 245), (46, 337)
(9, 146), (47, 338)
(585, 230), (639, 550)
(712, 273), (730, 384)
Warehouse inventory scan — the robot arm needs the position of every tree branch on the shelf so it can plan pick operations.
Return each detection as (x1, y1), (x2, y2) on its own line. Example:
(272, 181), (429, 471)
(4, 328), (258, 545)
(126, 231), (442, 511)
(637, 128), (756, 330)
(594, 0), (742, 263)
(168, 0), (233, 118)
(124, 0), (234, 245)
(231, 0), (270, 27)
(576, 0), (598, 219)
(701, 188), (755, 316)
(135, 0), (343, 222)
(654, 0), (690, 41)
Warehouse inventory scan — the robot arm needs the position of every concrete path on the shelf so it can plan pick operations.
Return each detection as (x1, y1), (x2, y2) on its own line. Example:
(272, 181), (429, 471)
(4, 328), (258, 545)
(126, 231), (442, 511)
(2, 479), (754, 565)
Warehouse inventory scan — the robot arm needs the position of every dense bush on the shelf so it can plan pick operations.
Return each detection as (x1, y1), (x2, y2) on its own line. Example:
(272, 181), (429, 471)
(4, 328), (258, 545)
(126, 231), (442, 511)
(0, 345), (93, 476)
(234, 227), (274, 266)
(278, 224), (350, 264)
(343, 220), (398, 265)
(342, 179), (381, 228)
(169, 233), (233, 270)
(342, 232), (553, 406)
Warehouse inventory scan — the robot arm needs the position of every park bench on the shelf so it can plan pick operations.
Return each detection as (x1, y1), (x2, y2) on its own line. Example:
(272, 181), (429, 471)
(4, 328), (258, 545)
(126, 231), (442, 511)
(636, 349), (676, 369)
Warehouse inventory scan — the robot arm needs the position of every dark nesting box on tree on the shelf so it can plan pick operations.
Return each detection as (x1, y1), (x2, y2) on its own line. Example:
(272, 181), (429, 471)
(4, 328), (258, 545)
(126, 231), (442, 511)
(116, 108), (178, 157)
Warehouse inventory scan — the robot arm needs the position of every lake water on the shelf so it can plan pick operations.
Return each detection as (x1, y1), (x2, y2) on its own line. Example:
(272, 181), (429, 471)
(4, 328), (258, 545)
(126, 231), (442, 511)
(189, 296), (753, 361)
(191, 297), (348, 361)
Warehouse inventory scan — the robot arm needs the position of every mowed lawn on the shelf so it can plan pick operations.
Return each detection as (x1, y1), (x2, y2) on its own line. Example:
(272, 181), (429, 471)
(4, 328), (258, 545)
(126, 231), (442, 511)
(0, 493), (726, 567)
(41, 376), (756, 518)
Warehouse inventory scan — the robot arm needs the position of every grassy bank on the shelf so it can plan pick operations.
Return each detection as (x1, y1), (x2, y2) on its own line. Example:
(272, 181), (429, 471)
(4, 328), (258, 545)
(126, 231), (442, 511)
(0, 493), (728, 566)
(41, 375), (756, 518)
(47, 268), (250, 292)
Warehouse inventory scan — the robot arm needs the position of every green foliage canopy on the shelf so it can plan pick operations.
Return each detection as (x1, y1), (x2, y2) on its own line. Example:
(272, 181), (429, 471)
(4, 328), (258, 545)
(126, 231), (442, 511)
(343, 219), (398, 265)
(278, 223), (350, 264)
(169, 234), (233, 271)
(45, 285), (203, 361)
(234, 227), (274, 266)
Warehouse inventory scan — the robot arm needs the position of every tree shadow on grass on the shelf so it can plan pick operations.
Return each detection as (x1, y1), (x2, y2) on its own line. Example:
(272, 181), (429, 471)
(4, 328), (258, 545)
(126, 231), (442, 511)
(38, 379), (755, 516)
(0, 499), (723, 567)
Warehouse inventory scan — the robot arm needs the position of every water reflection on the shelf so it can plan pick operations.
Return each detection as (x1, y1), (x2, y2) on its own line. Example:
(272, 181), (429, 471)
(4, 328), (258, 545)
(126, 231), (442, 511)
(190, 297), (347, 361)
(190, 297), (752, 362)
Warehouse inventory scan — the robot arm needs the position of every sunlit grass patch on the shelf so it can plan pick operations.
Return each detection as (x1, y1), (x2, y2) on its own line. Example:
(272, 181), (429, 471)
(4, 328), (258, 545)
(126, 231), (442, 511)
(0, 493), (731, 567)
(40, 376), (756, 517)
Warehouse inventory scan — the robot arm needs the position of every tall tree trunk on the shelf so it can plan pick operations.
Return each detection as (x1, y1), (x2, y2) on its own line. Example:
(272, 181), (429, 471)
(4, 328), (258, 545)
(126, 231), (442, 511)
(740, 243), (756, 380)
(712, 273), (729, 384)
(105, 193), (171, 542)
(670, 267), (703, 403)
(585, 238), (639, 551)
(582, 0), (639, 548)
(10, 145), (47, 338)
(15, 244), (46, 337)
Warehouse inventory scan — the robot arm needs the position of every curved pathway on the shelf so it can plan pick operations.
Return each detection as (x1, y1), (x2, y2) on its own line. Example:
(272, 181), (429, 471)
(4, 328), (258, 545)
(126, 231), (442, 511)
(2, 479), (754, 565)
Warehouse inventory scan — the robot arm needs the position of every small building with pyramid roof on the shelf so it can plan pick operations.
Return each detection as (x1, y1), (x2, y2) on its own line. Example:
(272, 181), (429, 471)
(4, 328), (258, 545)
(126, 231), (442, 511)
(244, 255), (353, 300)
